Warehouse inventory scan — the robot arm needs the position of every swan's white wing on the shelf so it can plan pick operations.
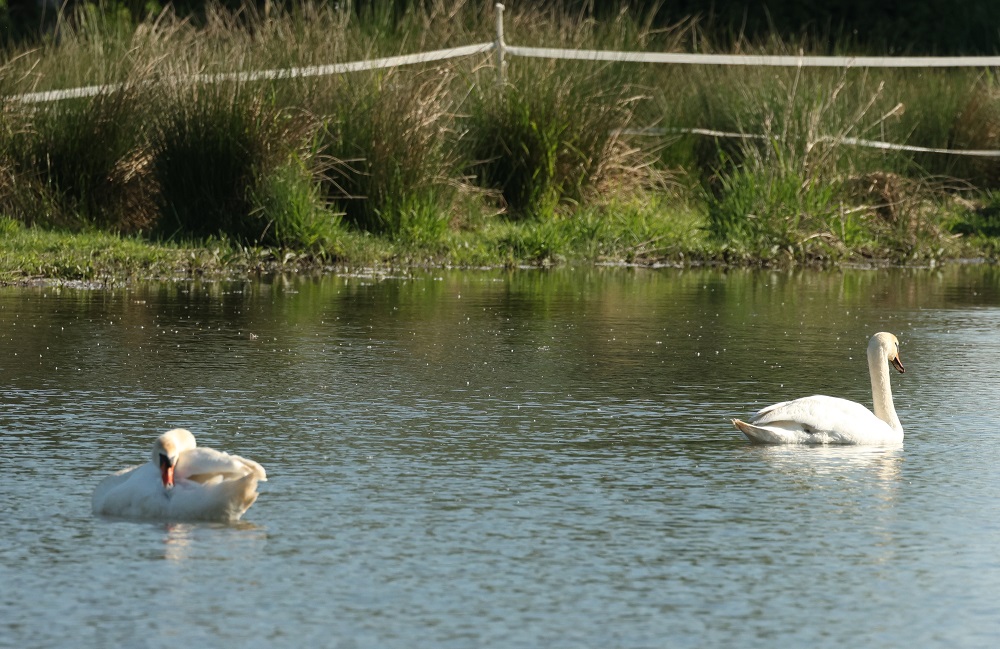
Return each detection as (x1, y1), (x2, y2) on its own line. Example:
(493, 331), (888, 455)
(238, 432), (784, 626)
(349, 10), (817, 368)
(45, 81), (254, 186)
(751, 395), (880, 430)
(741, 395), (901, 444)
(175, 447), (267, 484)
(166, 446), (266, 521)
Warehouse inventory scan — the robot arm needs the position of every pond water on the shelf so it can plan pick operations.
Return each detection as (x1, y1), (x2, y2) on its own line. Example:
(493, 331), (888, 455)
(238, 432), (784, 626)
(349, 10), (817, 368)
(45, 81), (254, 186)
(3, 265), (1000, 648)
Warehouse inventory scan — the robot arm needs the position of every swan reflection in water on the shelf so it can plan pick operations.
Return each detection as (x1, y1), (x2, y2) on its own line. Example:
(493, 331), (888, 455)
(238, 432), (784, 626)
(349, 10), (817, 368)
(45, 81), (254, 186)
(161, 521), (267, 562)
(740, 442), (906, 572)
(745, 443), (904, 483)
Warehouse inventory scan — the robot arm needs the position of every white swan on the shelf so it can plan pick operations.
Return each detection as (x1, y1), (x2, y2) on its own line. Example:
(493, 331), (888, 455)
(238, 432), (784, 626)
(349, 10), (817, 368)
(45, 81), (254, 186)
(732, 332), (905, 445)
(92, 428), (267, 522)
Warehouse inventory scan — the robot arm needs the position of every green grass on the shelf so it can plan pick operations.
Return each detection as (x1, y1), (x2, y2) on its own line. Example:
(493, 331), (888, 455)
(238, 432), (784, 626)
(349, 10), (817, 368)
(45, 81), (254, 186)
(1, 1), (1000, 279)
(0, 216), (386, 284)
(0, 217), (193, 283)
(149, 83), (336, 247)
(315, 70), (463, 238)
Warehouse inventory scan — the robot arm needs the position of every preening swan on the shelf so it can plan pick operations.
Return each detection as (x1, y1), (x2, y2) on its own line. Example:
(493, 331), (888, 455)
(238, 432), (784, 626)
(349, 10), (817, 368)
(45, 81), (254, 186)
(92, 428), (267, 521)
(733, 332), (905, 445)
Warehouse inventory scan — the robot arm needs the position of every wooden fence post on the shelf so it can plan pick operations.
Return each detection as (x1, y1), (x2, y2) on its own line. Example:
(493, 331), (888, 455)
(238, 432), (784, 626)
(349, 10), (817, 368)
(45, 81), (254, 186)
(495, 3), (506, 89)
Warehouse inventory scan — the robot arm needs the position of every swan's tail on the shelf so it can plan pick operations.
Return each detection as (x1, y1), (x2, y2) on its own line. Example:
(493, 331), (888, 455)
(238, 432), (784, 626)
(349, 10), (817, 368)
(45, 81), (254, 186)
(185, 473), (261, 522)
(220, 473), (260, 521)
(732, 418), (781, 444)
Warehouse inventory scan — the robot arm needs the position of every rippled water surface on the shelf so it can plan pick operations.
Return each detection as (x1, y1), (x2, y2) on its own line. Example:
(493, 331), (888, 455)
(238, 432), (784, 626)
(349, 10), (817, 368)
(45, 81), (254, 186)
(3, 266), (1000, 648)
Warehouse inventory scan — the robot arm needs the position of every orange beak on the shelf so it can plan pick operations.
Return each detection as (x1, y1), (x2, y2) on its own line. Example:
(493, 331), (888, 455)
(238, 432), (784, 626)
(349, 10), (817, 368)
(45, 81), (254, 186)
(891, 355), (904, 374)
(159, 454), (175, 488)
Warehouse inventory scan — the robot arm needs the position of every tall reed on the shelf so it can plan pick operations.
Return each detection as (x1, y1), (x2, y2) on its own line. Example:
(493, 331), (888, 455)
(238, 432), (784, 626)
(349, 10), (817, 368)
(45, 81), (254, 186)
(649, 49), (1000, 256)
(149, 83), (331, 247)
(0, 86), (153, 231)
(463, 58), (658, 221)
(315, 69), (465, 239)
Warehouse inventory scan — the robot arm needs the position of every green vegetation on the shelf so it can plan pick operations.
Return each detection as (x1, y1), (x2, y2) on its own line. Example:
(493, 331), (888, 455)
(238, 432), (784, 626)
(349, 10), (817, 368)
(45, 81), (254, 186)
(2, 1), (1000, 284)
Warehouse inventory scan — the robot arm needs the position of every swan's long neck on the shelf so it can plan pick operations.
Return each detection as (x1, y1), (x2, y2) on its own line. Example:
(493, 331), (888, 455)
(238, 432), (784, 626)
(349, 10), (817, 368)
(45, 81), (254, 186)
(868, 344), (902, 433)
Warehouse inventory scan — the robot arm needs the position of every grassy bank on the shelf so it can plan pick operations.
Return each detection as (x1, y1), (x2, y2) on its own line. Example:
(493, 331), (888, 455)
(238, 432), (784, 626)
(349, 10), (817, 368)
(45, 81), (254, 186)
(2, 1), (1000, 283)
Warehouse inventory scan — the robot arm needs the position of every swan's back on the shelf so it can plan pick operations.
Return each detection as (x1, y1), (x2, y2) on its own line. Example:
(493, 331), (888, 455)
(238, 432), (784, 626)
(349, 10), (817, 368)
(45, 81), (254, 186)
(175, 447), (266, 484)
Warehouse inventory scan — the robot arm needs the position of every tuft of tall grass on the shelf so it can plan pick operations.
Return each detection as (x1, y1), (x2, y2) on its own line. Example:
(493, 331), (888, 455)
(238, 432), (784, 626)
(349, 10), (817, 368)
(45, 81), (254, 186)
(457, 2), (671, 222)
(249, 155), (345, 253)
(316, 69), (465, 239)
(0, 87), (154, 231)
(463, 60), (657, 221)
(149, 83), (333, 247)
(659, 53), (998, 258)
(705, 160), (841, 253)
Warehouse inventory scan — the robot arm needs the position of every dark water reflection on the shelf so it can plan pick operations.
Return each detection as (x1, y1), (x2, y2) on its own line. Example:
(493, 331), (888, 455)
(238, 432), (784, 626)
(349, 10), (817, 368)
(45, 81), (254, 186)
(3, 266), (1000, 647)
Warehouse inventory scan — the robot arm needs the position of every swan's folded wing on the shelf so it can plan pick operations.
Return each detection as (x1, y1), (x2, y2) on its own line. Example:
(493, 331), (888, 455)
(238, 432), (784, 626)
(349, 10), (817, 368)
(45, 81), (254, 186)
(750, 395), (884, 436)
(175, 447), (267, 484)
(92, 465), (140, 513)
(168, 474), (261, 522)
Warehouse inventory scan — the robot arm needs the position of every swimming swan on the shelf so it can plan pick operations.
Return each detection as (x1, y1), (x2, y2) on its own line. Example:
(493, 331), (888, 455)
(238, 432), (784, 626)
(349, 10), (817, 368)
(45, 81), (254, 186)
(92, 428), (267, 521)
(733, 332), (905, 445)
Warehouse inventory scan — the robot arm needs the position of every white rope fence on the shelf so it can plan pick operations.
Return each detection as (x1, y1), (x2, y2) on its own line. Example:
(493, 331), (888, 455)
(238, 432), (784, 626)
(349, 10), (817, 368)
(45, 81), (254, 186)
(624, 128), (1000, 158)
(503, 46), (1000, 69)
(8, 2), (1000, 157)
(12, 42), (495, 104)
(822, 136), (1000, 158)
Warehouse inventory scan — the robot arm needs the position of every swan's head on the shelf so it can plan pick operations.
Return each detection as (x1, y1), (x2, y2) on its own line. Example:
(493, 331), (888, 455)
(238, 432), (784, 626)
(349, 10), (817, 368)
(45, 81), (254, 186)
(869, 332), (904, 374)
(151, 428), (197, 488)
